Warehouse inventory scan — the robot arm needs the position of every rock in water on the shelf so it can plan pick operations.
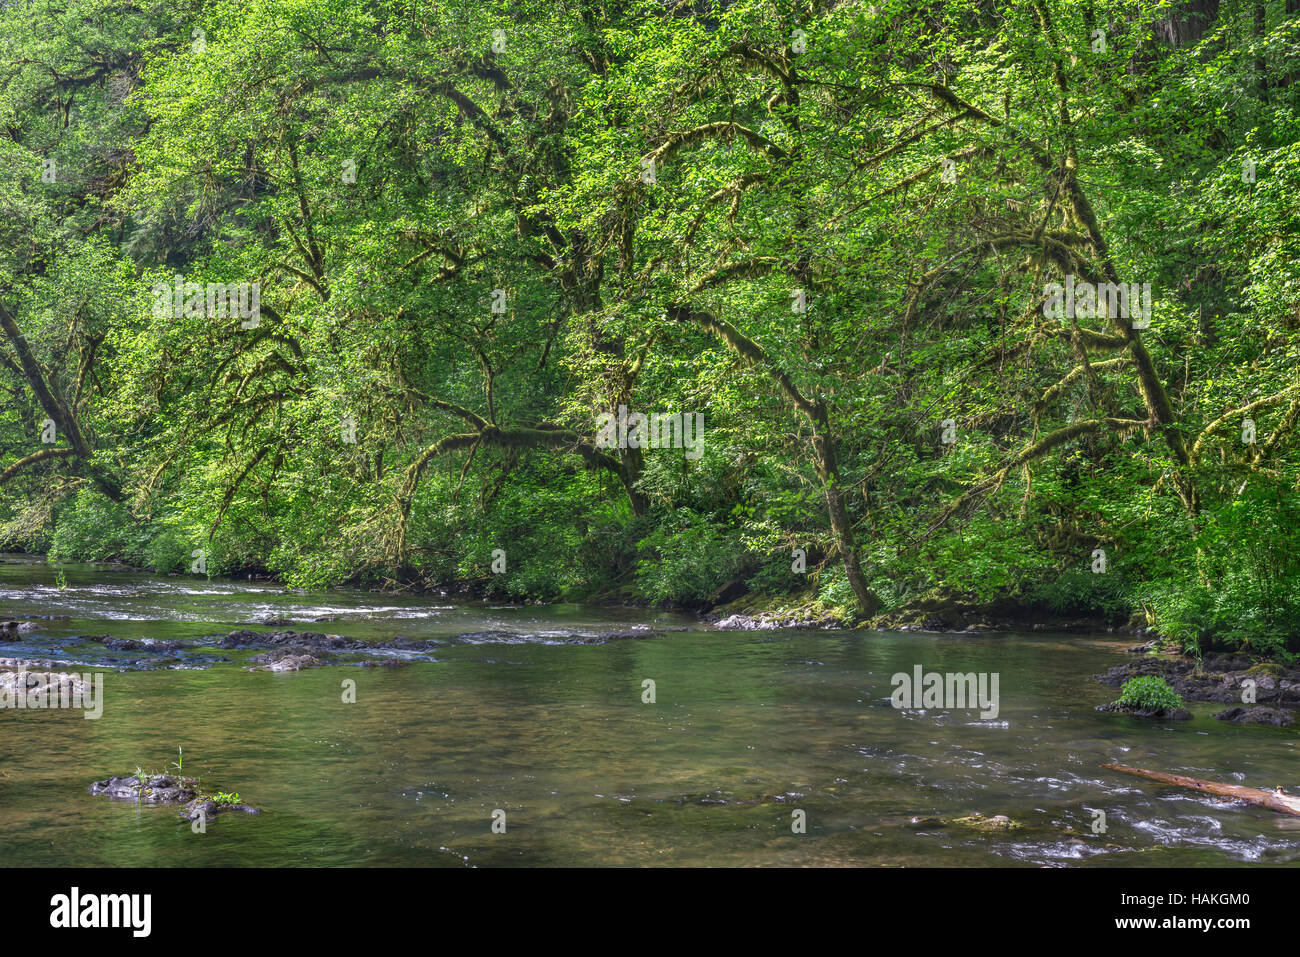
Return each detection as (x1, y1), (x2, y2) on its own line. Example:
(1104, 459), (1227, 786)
(89, 773), (261, 821)
(1, 670), (90, 700)
(247, 648), (324, 671)
(184, 798), (261, 821)
(948, 812), (1024, 831)
(1214, 706), (1295, 726)
(908, 812), (1023, 831)
(89, 775), (198, 804)
(1095, 701), (1193, 720)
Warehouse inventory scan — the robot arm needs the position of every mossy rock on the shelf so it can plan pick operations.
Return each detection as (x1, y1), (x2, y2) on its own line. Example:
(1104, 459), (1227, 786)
(909, 812), (1024, 831)
(1246, 662), (1286, 678)
(948, 812), (1024, 831)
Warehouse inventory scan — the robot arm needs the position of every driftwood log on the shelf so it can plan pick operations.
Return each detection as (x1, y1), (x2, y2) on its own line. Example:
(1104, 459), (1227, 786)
(1103, 762), (1300, 816)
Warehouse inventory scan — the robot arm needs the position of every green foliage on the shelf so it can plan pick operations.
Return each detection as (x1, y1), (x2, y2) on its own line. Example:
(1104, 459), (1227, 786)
(47, 488), (133, 564)
(744, 553), (807, 596)
(635, 511), (744, 606)
(1116, 676), (1185, 713)
(0, 0), (1296, 649)
(1025, 566), (1133, 621)
(816, 567), (859, 614)
(143, 531), (190, 575)
(1148, 486), (1300, 656)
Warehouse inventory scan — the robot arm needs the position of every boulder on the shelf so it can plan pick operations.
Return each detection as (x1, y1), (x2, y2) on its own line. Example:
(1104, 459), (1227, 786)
(1, 670), (90, 700)
(1095, 701), (1193, 720)
(89, 775), (197, 804)
(1214, 706), (1295, 726)
(183, 798), (261, 821)
(248, 648), (324, 671)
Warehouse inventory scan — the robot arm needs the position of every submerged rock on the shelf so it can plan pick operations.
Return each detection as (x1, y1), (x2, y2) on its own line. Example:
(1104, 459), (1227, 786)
(1214, 706), (1295, 726)
(222, 628), (366, 652)
(183, 798), (260, 821)
(0, 656), (76, 671)
(451, 628), (672, 645)
(386, 636), (434, 650)
(909, 812), (1024, 831)
(82, 636), (187, 652)
(950, 813), (1023, 831)
(453, 630), (518, 643)
(907, 816), (946, 828)
(562, 628), (666, 644)
(249, 614), (293, 626)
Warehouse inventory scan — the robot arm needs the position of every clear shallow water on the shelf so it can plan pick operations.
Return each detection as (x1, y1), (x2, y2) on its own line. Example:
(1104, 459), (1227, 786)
(2, 554), (1298, 867)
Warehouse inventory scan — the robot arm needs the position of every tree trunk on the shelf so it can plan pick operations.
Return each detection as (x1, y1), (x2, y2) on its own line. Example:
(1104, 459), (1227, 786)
(668, 303), (882, 617)
(1103, 763), (1300, 816)
(0, 303), (90, 457)
(1154, 0), (1221, 46)
(1255, 0), (1268, 100)
(811, 404), (880, 616)
(0, 302), (120, 498)
(1289, 0), (1299, 87)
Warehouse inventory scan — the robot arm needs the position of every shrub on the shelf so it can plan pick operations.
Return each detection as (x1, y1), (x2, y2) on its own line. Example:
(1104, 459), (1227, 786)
(1149, 487), (1300, 657)
(47, 488), (131, 562)
(1025, 565), (1133, 621)
(635, 510), (743, 605)
(143, 531), (190, 574)
(1116, 676), (1184, 712)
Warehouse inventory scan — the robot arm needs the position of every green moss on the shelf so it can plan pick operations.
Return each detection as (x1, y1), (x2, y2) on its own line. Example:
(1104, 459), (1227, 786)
(949, 813), (1024, 831)
(1245, 662), (1285, 677)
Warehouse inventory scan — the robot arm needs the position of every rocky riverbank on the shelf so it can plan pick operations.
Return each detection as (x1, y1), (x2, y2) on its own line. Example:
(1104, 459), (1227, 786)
(1096, 654), (1300, 726)
(706, 588), (1134, 635)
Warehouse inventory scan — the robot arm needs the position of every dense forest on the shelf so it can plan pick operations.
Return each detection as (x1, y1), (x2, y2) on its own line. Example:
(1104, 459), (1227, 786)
(0, 0), (1297, 653)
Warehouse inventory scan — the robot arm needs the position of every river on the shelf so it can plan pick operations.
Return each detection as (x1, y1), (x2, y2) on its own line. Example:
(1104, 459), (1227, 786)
(2, 553), (1297, 867)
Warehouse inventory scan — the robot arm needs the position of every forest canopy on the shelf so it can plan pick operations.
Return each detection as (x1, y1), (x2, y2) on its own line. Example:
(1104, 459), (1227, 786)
(1, 0), (1297, 654)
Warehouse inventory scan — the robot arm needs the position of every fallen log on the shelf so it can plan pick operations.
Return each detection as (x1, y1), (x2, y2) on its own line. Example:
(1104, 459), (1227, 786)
(1103, 762), (1300, 817)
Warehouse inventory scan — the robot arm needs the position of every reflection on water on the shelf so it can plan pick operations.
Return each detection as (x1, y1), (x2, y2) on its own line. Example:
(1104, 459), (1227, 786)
(2, 554), (1298, 867)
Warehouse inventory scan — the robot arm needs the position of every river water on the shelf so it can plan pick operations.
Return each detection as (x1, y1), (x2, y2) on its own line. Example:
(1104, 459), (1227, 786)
(2, 554), (1297, 867)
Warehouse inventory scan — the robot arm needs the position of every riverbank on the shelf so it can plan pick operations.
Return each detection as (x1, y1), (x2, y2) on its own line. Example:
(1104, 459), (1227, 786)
(5, 549), (1144, 636)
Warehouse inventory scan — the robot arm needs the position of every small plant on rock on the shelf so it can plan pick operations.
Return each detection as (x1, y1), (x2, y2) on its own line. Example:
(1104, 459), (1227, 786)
(1116, 676), (1184, 712)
